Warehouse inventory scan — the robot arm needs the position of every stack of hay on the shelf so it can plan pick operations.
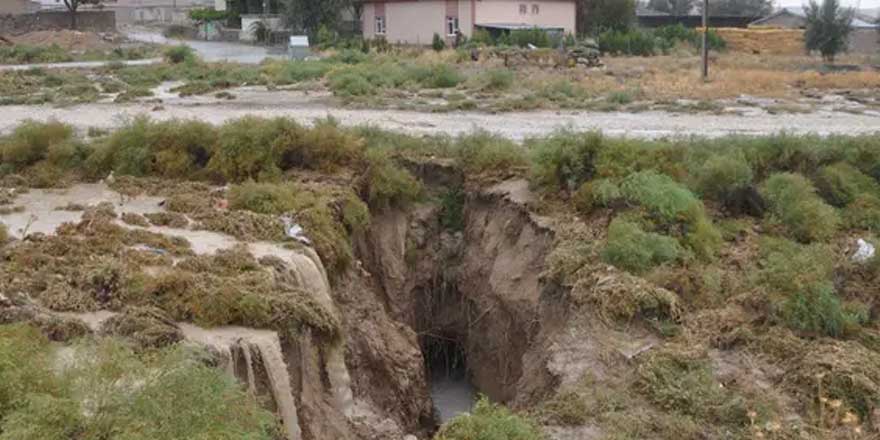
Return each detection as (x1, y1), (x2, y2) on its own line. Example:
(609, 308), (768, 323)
(713, 27), (805, 55)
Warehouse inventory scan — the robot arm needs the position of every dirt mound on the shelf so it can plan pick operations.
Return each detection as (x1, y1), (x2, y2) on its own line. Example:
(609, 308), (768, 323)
(8, 30), (116, 51)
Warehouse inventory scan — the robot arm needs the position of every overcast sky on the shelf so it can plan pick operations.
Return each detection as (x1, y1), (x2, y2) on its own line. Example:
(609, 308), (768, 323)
(775, 0), (880, 9)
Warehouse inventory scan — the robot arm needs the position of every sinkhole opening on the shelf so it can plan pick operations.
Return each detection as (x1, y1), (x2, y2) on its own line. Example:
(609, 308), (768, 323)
(421, 332), (476, 426)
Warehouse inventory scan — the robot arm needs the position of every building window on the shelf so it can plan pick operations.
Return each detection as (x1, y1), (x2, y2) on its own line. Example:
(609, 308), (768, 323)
(375, 15), (386, 35)
(519, 4), (527, 14)
(532, 4), (539, 14)
(446, 16), (460, 36)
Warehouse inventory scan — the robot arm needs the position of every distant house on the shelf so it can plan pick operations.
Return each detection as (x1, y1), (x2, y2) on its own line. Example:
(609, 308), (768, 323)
(750, 7), (879, 54)
(0, 0), (41, 14)
(360, 0), (576, 45)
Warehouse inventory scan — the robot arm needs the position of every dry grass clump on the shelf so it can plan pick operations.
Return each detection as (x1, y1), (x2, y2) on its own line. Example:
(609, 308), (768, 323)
(1, 214), (192, 313)
(224, 181), (367, 277)
(144, 248), (339, 337)
(637, 348), (751, 427)
(228, 181), (297, 215)
(120, 212), (150, 227)
(144, 211), (188, 228)
(569, 263), (681, 324)
(192, 209), (285, 242)
(101, 306), (183, 349)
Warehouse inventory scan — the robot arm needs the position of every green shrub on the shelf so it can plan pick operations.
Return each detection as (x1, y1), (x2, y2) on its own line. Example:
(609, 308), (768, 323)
(509, 28), (553, 48)
(293, 118), (365, 171)
(327, 70), (376, 96)
(758, 237), (835, 296)
(435, 395), (545, 440)
(361, 150), (422, 209)
(598, 29), (657, 56)
(0, 223), (7, 244)
(164, 45), (196, 64)
(695, 154), (754, 201)
(87, 117), (216, 178)
(619, 171), (702, 224)
(207, 117), (286, 181)
(0, 120), (73, 170)
(814, 162), (880, 207)
(326, 48), (369, 64)
(468, 68), (514, 92)
(315, 24), (337, 49)
(0, 394), (83, 440)
(470, 29), (495, 46)
(229, 181), (297, 215)
(781, 282), (858, 338)
(432, 33), (447, 51)
(418, 64), (463, 88)
(602, 218), (684, 273)
(454, 130), (528, 174)
(529, 131), (603, 192)
(606, 89), (635, 105)
(340, 191), (371, 233)
(846, 194), (880, 231)
(573, 178), (622, 213)
(282, 190), (355, 277)
(440, 186), (466, 231)
(0, 44), (72, 64)
(45, 139), (91, 170)
(762, 172), (840, 242)
(684, 213), (723, 261)
(0, 325), (57, 418)
(653, 24), (726, 52)
(272, 60), (333, 83)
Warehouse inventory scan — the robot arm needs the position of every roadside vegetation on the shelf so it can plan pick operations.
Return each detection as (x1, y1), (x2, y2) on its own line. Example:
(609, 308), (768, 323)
(0, 43), (162, 66)
(3, 35), (879, 113)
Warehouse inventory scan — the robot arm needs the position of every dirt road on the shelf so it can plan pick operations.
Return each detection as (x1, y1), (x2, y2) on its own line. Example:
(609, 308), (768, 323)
(2, 99), (878, 139)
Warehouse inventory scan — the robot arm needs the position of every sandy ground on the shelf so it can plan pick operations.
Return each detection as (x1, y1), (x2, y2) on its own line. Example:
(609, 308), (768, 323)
(2, 97), (879, 139)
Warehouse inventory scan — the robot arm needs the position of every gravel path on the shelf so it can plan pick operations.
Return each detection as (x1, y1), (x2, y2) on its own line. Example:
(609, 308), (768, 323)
(3, 101), (878, 139)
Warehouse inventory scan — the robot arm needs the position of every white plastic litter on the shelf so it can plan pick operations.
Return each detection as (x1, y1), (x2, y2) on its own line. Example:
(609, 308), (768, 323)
(852, 238), (876, 263)
(281, 216), (311, 245)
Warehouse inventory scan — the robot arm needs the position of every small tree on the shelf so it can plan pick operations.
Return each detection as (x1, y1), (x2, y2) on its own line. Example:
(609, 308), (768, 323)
(803, 0), (854, 63)
(432, 33), (447, 51)
(61, 0), (102, 30)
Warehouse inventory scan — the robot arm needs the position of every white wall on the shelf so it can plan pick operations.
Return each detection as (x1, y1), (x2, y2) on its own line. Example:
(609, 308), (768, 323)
(475, 0), (576, 33)
(385, 0), (446, 45)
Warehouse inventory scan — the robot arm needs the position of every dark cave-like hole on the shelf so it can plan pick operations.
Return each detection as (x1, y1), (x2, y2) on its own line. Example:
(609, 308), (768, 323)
(421, 332), (476, 426)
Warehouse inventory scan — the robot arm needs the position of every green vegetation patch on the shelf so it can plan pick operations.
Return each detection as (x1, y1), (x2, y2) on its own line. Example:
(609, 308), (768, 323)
(0, 324), (280, 440)
(762, 172), (840, 243)
(435, 396), (545, 440)
(602, 218), (684, 274)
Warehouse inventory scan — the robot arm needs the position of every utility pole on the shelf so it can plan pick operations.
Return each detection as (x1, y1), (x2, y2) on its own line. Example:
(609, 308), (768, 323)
(701, 0), (708, 80)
